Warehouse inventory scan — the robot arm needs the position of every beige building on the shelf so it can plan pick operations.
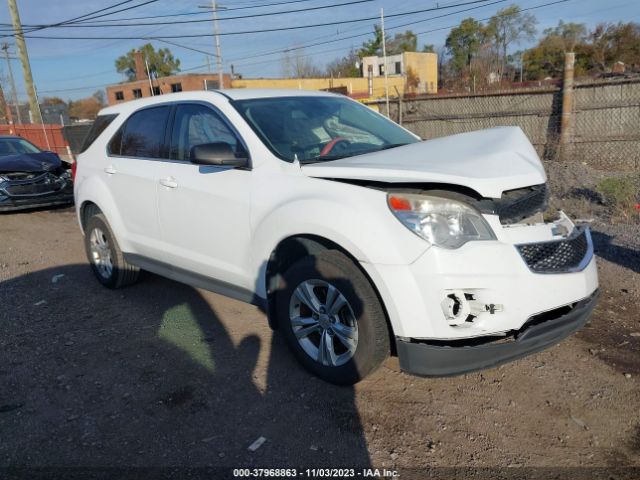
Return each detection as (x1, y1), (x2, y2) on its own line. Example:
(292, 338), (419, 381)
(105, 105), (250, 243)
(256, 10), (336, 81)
(361, 51), (438, 94)
(106, 50), (438, 106)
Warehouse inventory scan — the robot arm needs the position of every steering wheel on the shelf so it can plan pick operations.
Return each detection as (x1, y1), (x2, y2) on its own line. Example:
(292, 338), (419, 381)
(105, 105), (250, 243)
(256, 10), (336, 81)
(320, 137), (351, 157)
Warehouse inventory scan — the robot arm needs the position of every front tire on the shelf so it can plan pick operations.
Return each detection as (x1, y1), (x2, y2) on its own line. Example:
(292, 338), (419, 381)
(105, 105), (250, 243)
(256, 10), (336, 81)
(276, 250), (390, 385)
(84, 213), (140, 289)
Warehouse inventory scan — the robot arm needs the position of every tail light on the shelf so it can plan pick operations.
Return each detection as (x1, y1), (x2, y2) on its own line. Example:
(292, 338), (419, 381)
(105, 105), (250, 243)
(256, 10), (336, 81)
(71, 160), (77, 181)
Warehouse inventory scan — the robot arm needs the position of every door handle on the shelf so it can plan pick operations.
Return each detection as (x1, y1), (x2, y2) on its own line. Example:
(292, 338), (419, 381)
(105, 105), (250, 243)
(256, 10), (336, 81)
(104, 166), (117, 175)
(159, 176), (178, 189)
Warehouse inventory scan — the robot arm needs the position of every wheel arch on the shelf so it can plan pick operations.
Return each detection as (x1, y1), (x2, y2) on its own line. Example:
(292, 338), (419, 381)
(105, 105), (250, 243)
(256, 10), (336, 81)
(264, 234), (396, 355)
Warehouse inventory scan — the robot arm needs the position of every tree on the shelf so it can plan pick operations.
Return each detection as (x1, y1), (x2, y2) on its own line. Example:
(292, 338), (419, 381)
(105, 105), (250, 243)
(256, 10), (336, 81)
(326, 49), (360, 77)
(445, 18), (487, 74)
(487, 5), (537, 81)
(41, 97), (65, 105)
(68, 97), (102, 120)
(422, 44), (435, 53)
(522, 21), (592, 79)
(543, 21), (587, 53)
(387, 30), (417, 55)
(92, 90), (106, 106)
(281, 47), (323, 78)
(115, 43), (180, 81)
(359, 25), (386, 57)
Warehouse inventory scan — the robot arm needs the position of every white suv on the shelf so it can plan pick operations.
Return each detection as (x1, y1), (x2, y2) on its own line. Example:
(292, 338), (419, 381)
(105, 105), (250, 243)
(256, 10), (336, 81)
(74, 90), (599, 384)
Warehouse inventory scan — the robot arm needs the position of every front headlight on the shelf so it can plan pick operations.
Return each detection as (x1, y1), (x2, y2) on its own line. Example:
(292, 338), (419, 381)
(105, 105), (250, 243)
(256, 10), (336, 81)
(387, 193), (496, 249)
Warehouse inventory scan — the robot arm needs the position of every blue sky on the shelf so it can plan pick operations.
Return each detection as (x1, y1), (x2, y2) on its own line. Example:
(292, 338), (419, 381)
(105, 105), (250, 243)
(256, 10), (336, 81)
(0, 0), (637, 101)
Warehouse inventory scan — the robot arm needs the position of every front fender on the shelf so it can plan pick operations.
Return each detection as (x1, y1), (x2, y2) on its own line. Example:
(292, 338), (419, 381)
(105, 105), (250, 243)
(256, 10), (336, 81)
(250, 178), (428, 297)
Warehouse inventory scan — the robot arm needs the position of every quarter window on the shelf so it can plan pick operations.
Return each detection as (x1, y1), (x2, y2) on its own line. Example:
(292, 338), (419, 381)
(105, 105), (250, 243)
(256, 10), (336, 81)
(80, 114), (118, 153)
(110, 106), (170, 158)
(170, 104), (239, 161)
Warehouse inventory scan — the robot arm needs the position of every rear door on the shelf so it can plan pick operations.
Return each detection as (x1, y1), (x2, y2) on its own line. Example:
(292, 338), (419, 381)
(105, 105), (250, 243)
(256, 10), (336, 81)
(105, 105), (170, 257)
(155, 102), (253, 290)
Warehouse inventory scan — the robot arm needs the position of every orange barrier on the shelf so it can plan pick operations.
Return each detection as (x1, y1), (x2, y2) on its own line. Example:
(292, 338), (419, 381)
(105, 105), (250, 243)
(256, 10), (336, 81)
(0, 124), (72, 160)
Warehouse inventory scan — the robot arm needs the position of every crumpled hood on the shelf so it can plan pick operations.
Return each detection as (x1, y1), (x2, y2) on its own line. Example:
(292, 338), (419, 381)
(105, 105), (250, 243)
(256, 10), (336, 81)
(301, 127), (546, 198)
(0, 151), (63, 173)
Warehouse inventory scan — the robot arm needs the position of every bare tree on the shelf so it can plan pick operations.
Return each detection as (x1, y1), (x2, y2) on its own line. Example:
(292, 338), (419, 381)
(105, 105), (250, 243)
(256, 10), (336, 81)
(487, 5), (537, 81)
(281, 47), (324, 78)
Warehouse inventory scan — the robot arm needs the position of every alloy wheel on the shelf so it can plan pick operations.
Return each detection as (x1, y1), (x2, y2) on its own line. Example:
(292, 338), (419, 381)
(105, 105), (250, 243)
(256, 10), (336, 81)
(289, 279), (358, 367)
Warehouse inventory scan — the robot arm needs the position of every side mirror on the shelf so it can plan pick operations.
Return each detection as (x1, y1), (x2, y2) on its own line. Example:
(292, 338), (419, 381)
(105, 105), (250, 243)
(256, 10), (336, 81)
(190, 142), (249, 168)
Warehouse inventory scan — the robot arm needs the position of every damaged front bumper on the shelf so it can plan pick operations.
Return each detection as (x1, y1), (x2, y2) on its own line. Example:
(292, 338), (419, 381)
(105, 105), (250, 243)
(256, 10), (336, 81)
(0, 170), (74, 212)
(396, 290), (599, 377)
(360, 210), (599, 376)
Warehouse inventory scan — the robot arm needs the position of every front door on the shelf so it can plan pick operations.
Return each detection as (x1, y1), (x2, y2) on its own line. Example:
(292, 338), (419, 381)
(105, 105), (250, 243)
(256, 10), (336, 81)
(156, 103), (253, 290)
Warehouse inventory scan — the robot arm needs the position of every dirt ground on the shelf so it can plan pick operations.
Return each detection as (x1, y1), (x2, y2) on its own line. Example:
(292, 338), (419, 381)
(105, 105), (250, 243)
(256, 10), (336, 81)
(1, 205), (639, 478)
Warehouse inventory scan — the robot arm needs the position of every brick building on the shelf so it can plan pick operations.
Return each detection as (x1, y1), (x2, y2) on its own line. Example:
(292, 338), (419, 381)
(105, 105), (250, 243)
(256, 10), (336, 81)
(106, 72), (232, 105)
(106, 50), (231, 105)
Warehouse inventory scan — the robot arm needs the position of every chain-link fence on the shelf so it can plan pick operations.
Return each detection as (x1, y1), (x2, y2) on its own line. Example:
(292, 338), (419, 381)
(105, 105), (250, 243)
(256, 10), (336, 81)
(367, 79), (640, 171)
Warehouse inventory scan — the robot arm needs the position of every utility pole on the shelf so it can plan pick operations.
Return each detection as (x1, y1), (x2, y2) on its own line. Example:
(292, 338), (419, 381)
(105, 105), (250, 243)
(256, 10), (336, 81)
(1, 43), (21, 124)
(380, 8), (389, 117)
(7, 0), (42, 123)
(0, 84), (12, 124)
(211, 0), (224, 89)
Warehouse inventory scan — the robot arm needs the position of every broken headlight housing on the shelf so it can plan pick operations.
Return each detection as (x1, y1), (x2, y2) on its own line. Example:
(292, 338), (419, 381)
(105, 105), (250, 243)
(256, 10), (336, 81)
(387, 193), (496, 249)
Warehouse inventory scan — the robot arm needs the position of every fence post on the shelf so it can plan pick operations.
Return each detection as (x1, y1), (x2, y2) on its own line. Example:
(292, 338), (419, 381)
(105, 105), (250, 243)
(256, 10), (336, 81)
(560, 52), (575, 160)
(394, 86), (403, 125)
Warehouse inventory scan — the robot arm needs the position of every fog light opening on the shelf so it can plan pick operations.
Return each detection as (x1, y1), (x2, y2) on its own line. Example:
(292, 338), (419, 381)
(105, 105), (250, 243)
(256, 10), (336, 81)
(441, 290), (503, 327)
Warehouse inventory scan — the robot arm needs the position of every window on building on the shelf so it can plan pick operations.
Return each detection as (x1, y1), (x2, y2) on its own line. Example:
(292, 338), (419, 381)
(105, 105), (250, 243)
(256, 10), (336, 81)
(395, 62), (402, 74)
(378, 64), (385, 76)
(170, 104), (239, 161)
(204, 79), (220, 91)
(132, 88), (143, 99)
(110, 106), (171, 158)
(171, 83), (183, 93)
(115, 91), (124, 101)
(151, 86), (161, 96)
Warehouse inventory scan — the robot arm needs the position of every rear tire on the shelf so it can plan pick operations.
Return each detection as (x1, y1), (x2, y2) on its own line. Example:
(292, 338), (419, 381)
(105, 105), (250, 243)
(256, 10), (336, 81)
(276, 250), (390, 385)
(84, 213), (140, 289)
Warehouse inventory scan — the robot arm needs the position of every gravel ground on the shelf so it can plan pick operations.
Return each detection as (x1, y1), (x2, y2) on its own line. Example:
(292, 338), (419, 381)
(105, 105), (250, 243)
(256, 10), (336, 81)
(1, 199), (639, 478)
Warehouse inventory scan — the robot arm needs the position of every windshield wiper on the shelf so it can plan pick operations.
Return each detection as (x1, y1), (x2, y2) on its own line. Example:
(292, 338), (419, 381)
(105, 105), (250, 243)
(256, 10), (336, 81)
(379, 143), (409, 150)
(299, 154), (350, 164)
(298, 143), (410, 165)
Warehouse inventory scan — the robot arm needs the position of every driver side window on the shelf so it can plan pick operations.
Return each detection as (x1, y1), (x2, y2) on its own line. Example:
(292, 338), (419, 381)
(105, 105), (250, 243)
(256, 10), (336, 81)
(170, 104), (239, 161)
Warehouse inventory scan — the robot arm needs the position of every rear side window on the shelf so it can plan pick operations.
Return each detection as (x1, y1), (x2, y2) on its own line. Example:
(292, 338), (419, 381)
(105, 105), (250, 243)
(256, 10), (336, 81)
(109, 106), (170, 158)
(80, 114), (118, 153)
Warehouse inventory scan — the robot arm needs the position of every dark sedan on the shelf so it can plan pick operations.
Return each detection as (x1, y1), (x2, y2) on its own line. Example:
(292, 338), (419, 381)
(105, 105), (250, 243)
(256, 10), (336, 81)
(0, 136), (73, 212)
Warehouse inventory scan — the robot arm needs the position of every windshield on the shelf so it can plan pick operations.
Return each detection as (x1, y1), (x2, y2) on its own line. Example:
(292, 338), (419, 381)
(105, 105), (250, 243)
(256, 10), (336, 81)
(233, 96), (419, 163)
(0, 138), (42, 157)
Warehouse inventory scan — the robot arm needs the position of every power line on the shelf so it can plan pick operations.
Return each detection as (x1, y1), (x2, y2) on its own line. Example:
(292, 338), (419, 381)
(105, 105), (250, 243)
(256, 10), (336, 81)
(55, 0), (325, 24)
(227, 0), (508, 64)
(5, 0), (376, 29)
(0, 0), (160, 37)
(10, 0), (500, 39)
(230, 0), (570, 68)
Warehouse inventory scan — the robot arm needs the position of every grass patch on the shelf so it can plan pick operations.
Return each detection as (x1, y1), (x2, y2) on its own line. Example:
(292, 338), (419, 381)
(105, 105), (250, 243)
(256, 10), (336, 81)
(597, 175), (639, 221)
